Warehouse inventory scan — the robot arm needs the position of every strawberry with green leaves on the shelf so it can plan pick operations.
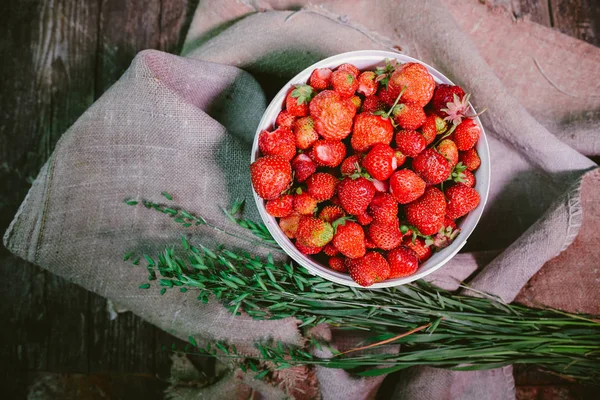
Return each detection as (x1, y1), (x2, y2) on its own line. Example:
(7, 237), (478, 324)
(404, 237), (432, 262)
(452, 118), (480, 150)
(333, 219), (366, 259)
(309, 90), (356, 140)
(348, 251), (391, 287)
(420, 113), (445, 145)
(337, 63), (360, 77)
(251, 156), (292, 200)
(332, 70), (359, 98)
(405, 187), (446, 236)
(437, 139), (459, 167)
(328, 256), (347, 272)
(340, 154), (362, 176)
(286, 84), (315, 117)
(392, 103), (427, 130)
(357, 71), (378, 96)
(459, 148), (481, 171)
(296, 216), (334, 248)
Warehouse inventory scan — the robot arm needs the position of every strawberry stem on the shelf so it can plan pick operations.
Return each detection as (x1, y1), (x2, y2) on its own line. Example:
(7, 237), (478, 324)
(385, 86), (408, 117)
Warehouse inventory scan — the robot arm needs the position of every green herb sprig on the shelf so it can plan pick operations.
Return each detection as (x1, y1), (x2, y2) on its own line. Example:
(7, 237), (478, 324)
(135, 239), (600, 383)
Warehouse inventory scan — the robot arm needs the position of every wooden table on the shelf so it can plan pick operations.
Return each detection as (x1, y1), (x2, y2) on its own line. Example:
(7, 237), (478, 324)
(1, 1), (598, 398)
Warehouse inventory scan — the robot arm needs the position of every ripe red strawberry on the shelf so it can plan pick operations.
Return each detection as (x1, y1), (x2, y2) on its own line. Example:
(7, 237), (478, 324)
(364, 235), (377, 249)
(444, 216), (457, 230)
(276, 110), (296, 129)
(356, 211), (373, 226)
(412, 148), (452, 185)
(279, 212), (301, 239)
(361, 144), (397, 181)
(387, 246), (419, 278)
(460, 170), (476, 187)
(309, 90), (356, 140)
(405, 187), (446, 235)
(258, 126), (296, 161)
(361, 96), (386, 113)
(251, 156), (292, 200)
(348, 252), (391, 287)
(333, 220), (366, 259)
(437, 139), (459, 167)
(445, 184), (480, 219)
(310, 140), (346, 167)
(286, 84), (315, 117)
(392, 103), (427, 130)
(296, 216), (334, 247)
(357, 71), (378, 96)
(388, 62), (435, 107)
(306, 172), (338, 201)
(337, 63), (360, 77)
(328, 256), (347, 272)
(330, 195), (342, 206)
(368, 221), (403, 250)
(292, 116), (318, 150)
(265, 194), (293, 217)
(319, 205), (345, 222)
(459, 148), (481, 171)
(395, 130), (426, 158)
(337, 177), (376, 215)
(293, 191), (319, 215)
(351, 113), (394, 153)
(452, 118), (480, 151)
(291, 154), (317, 183)
(323, 243), (340, 256)
(389, 169), (426, 204)
(349, 95), (362, 109)
(331, 70), (359, 98)
(394, 149), (407, 168)
(296, 242), (323, 255)
(404, 237), (432, 262)
(369, 192), (398, 224)
(309, 68), (332, 90)
(378, 86), (398, 106)
(432, 84), (466, 117)
(420, 113), (443, 145)
(340, 154), (362, 175)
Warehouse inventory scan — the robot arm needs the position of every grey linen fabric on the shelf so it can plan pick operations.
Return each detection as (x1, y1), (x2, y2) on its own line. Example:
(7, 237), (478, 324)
(4, 0), (600, 399)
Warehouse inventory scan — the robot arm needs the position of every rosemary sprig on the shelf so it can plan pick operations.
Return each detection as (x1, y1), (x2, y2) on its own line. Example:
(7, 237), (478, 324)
(124, 195), (281, 250)
(135, 240), (600, 383)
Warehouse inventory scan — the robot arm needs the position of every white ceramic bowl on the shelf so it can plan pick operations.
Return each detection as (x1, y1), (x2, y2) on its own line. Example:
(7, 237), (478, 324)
(251, 50), (490, 288)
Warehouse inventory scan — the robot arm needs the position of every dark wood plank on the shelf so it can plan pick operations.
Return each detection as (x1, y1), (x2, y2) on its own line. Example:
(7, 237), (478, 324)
(159, 0), (200, 54)
(0, 0), (100, 375)
(2, 371), (166, 400)
(89, 298), (156, 373)
(518, 0), (552, 26)
(550, 0), (600, 46)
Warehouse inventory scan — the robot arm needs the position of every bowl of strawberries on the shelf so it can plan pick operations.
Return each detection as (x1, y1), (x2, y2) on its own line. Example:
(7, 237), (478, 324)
(250, 50), (490, 288)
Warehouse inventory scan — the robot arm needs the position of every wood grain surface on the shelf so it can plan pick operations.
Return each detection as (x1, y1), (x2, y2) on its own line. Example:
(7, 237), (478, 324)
(0, 0), (597, 399)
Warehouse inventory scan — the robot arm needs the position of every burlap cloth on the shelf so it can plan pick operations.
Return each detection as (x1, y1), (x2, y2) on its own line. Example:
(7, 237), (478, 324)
(4, 0), (600, 399)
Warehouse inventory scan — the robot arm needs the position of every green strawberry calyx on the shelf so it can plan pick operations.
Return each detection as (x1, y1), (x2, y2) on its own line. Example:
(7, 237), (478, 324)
(374, 58), (399, 89)
(291, 84), (315, 106)
(331, 215), (356, 232)
(448, 162), (468, 183)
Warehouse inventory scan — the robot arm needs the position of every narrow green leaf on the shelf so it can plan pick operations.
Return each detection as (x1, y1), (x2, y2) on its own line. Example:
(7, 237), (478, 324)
(161, 192), (173, 201)
(138, 283), (151, 289)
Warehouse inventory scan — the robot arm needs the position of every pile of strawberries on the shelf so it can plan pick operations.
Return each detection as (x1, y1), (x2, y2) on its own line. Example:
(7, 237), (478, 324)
(250, 59), (482, 287)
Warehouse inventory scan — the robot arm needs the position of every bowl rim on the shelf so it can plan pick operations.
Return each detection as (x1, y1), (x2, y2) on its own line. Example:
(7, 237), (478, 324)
(250, 50), (491, 288)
